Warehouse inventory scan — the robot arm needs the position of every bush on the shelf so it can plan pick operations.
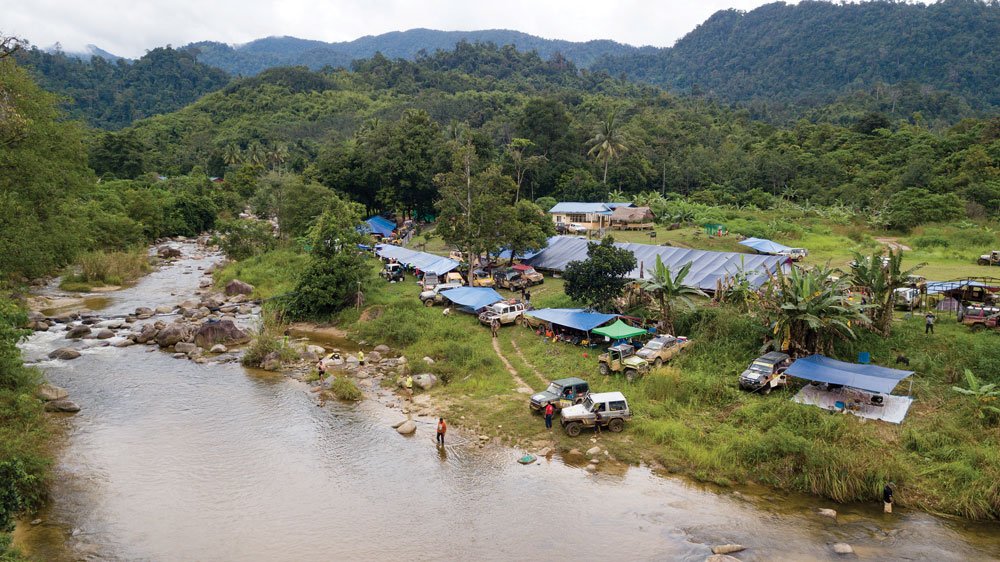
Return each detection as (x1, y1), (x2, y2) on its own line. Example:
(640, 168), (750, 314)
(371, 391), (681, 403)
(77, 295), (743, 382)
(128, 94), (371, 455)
(329, 376), (363, 401)
(215, 219), (276, 261)
(911, 235), (950, 249)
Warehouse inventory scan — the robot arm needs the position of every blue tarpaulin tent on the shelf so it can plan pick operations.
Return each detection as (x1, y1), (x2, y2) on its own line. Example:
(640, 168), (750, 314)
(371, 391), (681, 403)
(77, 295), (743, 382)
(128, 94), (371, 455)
(440, 287), (504, 311)
(785, 355), (913, 394)
(523, 308), (617, 332)
(739, 237), (792, 255)
(375, 245), (459, 275)
(523, 236), (789, 291)
(361, 216), (396, 238)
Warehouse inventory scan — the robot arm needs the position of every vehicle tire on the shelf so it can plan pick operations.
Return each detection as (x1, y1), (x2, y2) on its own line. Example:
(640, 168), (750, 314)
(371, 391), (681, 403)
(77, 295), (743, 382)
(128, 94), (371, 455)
(517, 315), (526, 326)
(599, 363), (610, 376)
(653, 358), (663, 369)
(424, 299), (434, 307)
(564, 422), (582, 437)
(608, 418), (624, 433)
(625, 368), (638, 382)
(979, 259), (989, 266)
(971, 323), (985, 332)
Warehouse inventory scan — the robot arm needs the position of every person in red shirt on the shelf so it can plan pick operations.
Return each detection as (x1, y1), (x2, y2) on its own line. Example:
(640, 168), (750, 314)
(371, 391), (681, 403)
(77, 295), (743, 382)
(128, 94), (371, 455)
(544, 403), (555, 430)
(436, 418), (447, 445)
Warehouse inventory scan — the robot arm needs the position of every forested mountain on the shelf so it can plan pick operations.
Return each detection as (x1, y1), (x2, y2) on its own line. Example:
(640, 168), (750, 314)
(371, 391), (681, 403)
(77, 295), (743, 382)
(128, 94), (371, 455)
(91, 42), (998, 228)
(14, 46), (230, 129)
(185, 29), (640, 76)
(592, 0), (1000, 112)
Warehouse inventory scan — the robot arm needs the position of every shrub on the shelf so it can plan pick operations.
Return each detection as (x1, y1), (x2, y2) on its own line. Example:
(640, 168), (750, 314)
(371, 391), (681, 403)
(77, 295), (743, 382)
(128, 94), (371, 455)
(215, 219), (276, 260)
(60, 249), (151, 289)
(911, 235), (950, 249)
(329, 376), (363, 401)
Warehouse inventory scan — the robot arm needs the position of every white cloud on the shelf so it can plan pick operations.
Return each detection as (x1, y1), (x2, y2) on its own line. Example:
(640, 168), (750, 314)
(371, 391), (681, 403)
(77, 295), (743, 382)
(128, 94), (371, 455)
(1, 0), (928, 58)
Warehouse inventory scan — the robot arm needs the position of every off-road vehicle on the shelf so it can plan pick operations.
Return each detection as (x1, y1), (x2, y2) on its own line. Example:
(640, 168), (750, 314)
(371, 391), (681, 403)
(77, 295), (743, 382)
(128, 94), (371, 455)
(598, 344), (650, 382)
(529, 377), (589, 412)
(379, 262), (405, 282)
(560, 391), (631, 436)
(478, 301), (526, 326)
(635, 335), (689, 368)
(419, 282), (463, 306)
(738, 351), (792, 392)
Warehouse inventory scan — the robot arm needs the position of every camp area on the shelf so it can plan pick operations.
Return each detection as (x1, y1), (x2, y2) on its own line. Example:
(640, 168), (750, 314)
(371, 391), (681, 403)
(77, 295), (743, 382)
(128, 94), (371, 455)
(787, 355), (915, 424)
(375, 244), (460, 275)
(438, 287), (504, 313)
(524, 308), (620, 345)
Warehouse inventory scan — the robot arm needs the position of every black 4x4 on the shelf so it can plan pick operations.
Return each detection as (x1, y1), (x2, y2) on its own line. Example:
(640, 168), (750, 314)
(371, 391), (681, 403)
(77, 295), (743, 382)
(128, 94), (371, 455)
(738, 352), (791, 393)
(529, 377), (589, 412)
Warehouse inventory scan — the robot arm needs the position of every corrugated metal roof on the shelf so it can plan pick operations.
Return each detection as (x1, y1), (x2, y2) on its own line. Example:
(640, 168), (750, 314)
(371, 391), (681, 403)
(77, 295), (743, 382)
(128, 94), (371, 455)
(523, 236), (789, 291)
(375, 245), (459, 275)
(548, 202), (614, 215)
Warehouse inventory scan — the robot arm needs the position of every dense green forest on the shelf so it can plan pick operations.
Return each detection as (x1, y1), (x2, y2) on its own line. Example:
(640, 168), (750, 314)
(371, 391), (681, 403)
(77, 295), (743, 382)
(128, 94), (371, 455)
(593, 0), (1000, 114)
(186, 29), (638, 76)
(14, 46), (230, 129)
(85, 42), (997, 228)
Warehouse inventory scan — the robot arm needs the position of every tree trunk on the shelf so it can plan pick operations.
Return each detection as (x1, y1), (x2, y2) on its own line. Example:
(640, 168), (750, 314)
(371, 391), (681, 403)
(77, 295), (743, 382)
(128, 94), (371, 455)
(603, 157), (609, 184)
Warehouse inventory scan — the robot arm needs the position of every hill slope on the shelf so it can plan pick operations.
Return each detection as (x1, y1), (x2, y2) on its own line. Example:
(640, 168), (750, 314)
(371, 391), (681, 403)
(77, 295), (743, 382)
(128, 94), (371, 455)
(185, 29), (641, 75)
(591, 0), (1000, 110)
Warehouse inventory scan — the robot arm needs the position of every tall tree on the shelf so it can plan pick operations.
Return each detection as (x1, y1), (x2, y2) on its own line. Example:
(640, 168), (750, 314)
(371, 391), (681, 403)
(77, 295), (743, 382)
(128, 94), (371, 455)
(503, 200), (555, 266)
(505, 138), (546, 203)
(563, 237), (637, 312)
(587, 110), (629, 185)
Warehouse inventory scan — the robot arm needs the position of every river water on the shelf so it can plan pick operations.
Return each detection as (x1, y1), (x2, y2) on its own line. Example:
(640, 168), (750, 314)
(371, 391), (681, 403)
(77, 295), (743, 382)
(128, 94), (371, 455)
(15, 244), (1000, 561)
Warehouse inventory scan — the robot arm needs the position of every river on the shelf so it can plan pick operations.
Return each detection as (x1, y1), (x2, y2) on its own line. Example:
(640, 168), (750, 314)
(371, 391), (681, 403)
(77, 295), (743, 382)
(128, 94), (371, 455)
(15, 243), (1000, 561)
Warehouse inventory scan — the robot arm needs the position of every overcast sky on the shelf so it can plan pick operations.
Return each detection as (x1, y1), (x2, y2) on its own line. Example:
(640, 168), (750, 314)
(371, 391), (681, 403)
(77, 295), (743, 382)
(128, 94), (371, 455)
(3, 0), (927, 58)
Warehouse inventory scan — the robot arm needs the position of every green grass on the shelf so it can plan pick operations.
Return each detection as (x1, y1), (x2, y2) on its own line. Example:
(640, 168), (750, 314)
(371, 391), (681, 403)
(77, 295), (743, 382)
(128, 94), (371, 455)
(59, 248), (151, 291)
(328, 375), (363, 401)
(213, 247), (309, 300)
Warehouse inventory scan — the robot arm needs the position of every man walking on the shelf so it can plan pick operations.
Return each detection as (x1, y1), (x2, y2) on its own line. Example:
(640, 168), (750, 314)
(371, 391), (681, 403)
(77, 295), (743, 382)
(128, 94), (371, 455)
(544, 402), (555, 430)
(883, 481), (895, 513)
(491, 318), (500, 338)
(436, 417), (447, 445)
(924, 312), (936, 334)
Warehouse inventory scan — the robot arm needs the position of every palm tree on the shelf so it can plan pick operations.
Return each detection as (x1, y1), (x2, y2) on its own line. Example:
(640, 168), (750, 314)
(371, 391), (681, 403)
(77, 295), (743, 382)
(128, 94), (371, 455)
(951, 369), (1000, 422)
(849, 249), (924, 336)
(607, 188), (629, 203)
(245, 141), (266, 167)
(639, 257), (707, 335)
(222, 144), (242, 167)
(267, 143), (289, 174)
(760, 264), (866, 354)
(587, 111), (629, 185)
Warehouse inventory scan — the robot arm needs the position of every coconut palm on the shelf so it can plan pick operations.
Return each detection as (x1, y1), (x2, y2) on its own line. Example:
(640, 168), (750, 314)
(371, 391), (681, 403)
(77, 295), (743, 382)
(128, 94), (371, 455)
(222, 144), (242, 167)
(639, 257), (707, 335)
(761, 264), (866, 355)
(267, 143), (289, 174)
(951, 369), (1000, 422)
(587, 111), (629, 185)
(245, 141), (266, 167)
(849, 248), (924, 336)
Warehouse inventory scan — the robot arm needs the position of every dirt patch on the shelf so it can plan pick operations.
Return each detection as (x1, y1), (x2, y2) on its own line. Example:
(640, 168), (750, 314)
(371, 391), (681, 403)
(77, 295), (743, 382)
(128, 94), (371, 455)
(875, 237), (912, 252)
(491, 338), (533, 394)
(359, 305), (384, 322)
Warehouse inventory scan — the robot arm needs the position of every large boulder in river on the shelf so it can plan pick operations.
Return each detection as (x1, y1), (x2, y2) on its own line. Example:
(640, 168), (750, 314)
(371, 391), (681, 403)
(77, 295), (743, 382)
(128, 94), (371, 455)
(224, 279), (254, 296)
(48, 348), (81, 360)
(412, 373), (437, 391)
(193, 319), (250, 349)
(66, 325), (91, 339)
(157, 246), (182, 259)
(135, 324), (158, 344)
(155, 324), (189, 347)
(396, 420), (416, 435)
(44, 399), (81, 413)
(35, 383), (68, 401)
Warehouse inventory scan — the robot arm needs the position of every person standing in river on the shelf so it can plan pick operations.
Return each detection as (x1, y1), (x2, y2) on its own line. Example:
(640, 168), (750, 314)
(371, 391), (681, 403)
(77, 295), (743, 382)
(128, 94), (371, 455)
(883, 482), (895, 513)
(544, 402), (554, 430)
(436, 417), (447, 445)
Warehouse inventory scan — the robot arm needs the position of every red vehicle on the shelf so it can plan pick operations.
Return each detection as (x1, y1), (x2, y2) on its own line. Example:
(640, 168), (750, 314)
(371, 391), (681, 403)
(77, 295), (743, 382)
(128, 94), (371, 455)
(960, 305), (1000, 331)
(511, 264), (544, 286)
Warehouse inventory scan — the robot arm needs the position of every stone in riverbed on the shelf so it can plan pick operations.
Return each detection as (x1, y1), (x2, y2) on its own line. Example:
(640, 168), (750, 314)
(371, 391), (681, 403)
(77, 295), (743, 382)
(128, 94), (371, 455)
(35, 383), (68, 401)
(52, 312), (78, 324)
(96, 329), (114, 339)
(210, 344), (227, 353)
(412, 373), (437, 390)
(705, 556), (741, 562)
(48, 348), (81, 360)
(175, 342), (197, 354)
(155, 324), (188, 347)
(193, 319), (249, 349)
(586, 446), (602, 457)
(818, 508), (838, 520)
(44, 399), (80, 413)
(154, 305), (174, 315)
(135, 324), (158, 344)
(224, 279), (254, 296)
(396, 420), (416, 434)
(113, 339), (134, 348)
(711, 545), (745, 555)
(374, 344), (390, 354)
(832, 543), (854, 555)
(66, 325), (91, 339)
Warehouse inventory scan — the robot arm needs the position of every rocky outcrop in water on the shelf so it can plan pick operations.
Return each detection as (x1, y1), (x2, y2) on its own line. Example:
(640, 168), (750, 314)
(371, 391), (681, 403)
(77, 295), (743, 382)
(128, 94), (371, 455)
(44, 399), (81, 412)
(48, 348), (81, 360)
(155, 324), (189, 347)
(193, 319), (249, 349)
(157, 246), (182, 259)
(36, 383), (69, 401)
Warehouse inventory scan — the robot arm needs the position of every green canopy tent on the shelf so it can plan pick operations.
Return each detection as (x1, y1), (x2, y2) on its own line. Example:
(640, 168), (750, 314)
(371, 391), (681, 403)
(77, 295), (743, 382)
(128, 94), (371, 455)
(591, 319), (648, 341)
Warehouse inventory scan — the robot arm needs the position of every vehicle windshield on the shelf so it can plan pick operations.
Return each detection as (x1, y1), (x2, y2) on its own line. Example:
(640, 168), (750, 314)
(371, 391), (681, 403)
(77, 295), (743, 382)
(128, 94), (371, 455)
(644, 341), (663, 350)
(582, 397), (594, 410)
(545, 383), (561, 395)
(749, 361), (773, 373)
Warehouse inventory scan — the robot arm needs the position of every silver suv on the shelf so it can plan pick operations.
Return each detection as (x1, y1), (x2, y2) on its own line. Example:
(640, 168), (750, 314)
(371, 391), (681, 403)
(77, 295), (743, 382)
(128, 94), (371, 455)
(419, 282), (463, 306)
(560, 391), (631, 436)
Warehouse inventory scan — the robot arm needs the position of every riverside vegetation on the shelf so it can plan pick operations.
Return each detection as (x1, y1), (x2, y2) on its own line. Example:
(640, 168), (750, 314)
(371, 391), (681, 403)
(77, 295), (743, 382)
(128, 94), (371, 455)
(2, 8), (1000, 554)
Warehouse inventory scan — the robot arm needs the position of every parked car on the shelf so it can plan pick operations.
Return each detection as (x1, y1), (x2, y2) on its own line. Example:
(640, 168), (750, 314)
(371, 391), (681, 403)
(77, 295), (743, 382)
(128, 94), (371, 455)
(560, 391), (631, 436)
(493, 268), (530, 291)
(738, 351), (792, 392)
(419, 282), (463, 307)
(512, 264), (544, 285)
(529, 377), (590, 412)
(471, 269), (495, 287)
(566, 223), (588, 234)
(444, 272), (466, 285)
(379, 262), (405, 282)
(598, 344), (650, 382)
(635, 335), (689, 368)
(978, 250), (1000, 266)
(959, 305), (1000, 330)
(780, 248), (809, 261)
(421, 271), (440, 289)
(478, 301), (526, 326)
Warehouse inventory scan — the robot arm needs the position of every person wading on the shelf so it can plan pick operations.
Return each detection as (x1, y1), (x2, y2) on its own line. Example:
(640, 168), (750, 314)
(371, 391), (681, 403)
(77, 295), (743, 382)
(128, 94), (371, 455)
(544, 402), (555, 430)
(436, 417), (447, 445)
(883, 482), (895, 513)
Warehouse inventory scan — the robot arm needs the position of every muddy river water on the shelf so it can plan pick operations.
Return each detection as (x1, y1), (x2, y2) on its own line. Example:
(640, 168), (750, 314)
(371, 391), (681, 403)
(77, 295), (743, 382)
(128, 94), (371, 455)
(14, 245), (1000, 561)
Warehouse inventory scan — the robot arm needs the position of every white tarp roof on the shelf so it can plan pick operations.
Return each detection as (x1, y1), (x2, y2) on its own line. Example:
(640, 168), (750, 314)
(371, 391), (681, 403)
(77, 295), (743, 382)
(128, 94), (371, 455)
(522, 236), (789, 291)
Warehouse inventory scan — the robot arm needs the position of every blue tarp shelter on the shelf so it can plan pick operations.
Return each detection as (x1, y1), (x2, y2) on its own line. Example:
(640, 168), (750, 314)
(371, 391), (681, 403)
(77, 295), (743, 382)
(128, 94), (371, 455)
(374, 245), (460, 276)
(785, 355), (913, 394)
(523, 308), (617, 332)
(739, 237), (792, 255)
(440, 287), (504, 311)
(361, 216), (396, 238)
(523, 236), (789, 292)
